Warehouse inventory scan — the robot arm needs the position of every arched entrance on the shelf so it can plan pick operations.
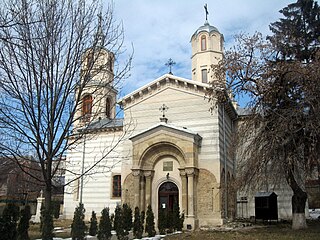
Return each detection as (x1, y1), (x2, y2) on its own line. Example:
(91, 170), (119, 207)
(158, 182), (179, 214)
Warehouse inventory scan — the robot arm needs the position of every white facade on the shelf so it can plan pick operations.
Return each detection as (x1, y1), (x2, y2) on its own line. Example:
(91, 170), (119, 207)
(63, 17), (295, 228)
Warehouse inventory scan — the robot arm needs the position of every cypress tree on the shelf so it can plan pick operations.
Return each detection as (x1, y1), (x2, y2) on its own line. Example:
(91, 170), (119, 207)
(145, 205), (156, 237)
(140, 211), (145, 233)
(157, 208), (166, 235)
(17, 205), (31, 240)
(133, 207), (143, 239)
(122, 203), (132, 236)
(71, 203), (86, 240)
(0, 203), (20, 240)
(40, 205), (54, 240)
(97, 207), (112, 240)
(172, 203), (184, 231)
(113, 205), (125, 240)
(89, 211), (98, 236)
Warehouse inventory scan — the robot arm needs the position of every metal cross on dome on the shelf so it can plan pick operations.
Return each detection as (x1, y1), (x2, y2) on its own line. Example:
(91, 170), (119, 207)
(204, 3), (209, 21)
(165, 58), (176, 74)
(159, 104), (169, 118)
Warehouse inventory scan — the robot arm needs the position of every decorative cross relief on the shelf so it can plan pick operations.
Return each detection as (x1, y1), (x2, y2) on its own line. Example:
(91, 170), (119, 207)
(159, 104), (169, 118)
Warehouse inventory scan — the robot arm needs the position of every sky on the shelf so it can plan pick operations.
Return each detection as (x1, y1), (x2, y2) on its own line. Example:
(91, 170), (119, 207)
(113, 0), (295, 101)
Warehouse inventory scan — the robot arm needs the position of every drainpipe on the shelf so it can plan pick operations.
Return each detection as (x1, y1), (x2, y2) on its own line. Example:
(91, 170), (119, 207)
(80, 130), (86, 204)
(222, 104), (228, 218)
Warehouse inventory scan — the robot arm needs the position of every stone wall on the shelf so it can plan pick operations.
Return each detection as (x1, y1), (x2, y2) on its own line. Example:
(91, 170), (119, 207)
(197, 168), (222, 226)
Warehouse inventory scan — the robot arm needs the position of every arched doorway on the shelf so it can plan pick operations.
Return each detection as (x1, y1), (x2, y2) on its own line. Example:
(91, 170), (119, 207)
(158, 182), (179, 214)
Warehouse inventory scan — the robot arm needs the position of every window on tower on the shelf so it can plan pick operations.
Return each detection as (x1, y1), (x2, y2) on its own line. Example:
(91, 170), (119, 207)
(201, 69), (208, 83)
(112, 175), (121, 198)
(106, 98), (111, 118)
(82, 94), (92, 121)
(201, 35), (207, 51)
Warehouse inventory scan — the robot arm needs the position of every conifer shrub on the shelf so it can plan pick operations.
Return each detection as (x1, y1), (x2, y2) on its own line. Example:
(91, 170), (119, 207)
(71, 203), (86, 240)
(97, 207), (112, 240)
(140, 210), (145, 234)
(0, 203), (20, 240)
(172, 203), (184, 231)
(40, 205), (54, 240)
(133, 207), (143, 239)
(17, 205), (31, 240)
(145, 205), (156, 237)
(89, 211), (98, 236)
(114, 205), (125, 240)
(51, 201), (61, 219)
(166, 211), (173, 233)
(122, 203), (132, 235)
(157, 208), (166, 235)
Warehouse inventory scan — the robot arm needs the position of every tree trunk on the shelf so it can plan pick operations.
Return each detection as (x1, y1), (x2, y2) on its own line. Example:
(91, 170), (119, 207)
(291, 188), (308, 230)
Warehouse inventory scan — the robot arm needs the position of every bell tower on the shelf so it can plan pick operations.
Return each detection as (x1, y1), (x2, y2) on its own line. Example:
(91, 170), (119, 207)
(190, 7), (224, 83)
(75, 13), (117, 126)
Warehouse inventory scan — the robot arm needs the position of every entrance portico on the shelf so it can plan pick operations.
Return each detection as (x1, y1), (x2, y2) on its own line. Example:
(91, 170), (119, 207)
(127, 122), (201, 229)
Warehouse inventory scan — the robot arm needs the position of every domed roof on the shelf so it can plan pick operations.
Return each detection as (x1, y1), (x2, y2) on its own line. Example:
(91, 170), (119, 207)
(191, 21), (220, 39)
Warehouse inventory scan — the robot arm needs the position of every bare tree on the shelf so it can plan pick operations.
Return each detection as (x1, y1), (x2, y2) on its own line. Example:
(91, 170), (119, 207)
(208, 0), (320, 230)
(0, 0), (131, 237)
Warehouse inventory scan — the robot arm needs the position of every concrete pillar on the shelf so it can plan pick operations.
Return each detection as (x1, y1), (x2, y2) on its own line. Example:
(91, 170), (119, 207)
(140, 177), (145, 211)
(144, 170), (154, 211)
(132, 169), (141, 208)
(187, 171), (195, 217)
(179, 169), (188, 215)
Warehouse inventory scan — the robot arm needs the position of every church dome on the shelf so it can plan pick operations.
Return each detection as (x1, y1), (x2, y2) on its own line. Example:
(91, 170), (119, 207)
(191, 21), (220, 39)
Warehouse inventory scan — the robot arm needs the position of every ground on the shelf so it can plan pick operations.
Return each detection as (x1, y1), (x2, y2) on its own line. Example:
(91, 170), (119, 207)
(165, 220), (320, 240)
(29, 220), (320, 240)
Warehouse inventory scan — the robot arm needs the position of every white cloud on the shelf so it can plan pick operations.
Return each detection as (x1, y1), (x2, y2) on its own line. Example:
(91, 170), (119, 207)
(113, 0), (294, 96)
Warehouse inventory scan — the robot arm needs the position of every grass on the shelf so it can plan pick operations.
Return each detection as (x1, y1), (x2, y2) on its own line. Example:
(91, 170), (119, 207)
(164, 221), (320, 240)
(29, 219), (73, 240)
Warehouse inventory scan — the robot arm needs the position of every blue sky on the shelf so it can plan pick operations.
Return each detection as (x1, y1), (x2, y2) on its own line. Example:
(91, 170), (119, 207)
(114, 0), (294, 104)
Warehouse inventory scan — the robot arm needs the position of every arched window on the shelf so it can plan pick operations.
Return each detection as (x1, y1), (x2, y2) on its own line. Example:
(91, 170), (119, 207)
(112, 175), (121, 198)
(82, 94), (92, 121)
(201, 69), (208, 83)
(106, 98), (111, 118)
(108, 56), (113, 71)
(201, 35), (207, 51)
(86, 51), (94, 68)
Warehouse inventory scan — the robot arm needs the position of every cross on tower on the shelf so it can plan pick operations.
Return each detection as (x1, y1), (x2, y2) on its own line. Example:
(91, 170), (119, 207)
(159, 104), (169, 118)
(204, 3), (209, 21)
(165, 58), (176, 74)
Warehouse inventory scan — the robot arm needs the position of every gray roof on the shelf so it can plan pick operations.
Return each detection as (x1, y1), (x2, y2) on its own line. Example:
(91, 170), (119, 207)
(237, 107), (252, 116)
(191, 21), (220, 39)
(255, 192), (277, 197)
(87, 118), (123, 131)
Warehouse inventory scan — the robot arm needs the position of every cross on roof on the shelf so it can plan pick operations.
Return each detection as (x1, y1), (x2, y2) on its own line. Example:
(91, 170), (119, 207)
(159, 104), (169, 118)
(165, 58), (176, 74)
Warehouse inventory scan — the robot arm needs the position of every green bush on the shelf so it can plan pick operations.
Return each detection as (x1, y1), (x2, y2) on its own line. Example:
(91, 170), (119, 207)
(41, 205), (54, 240)
(97, 207), (112, 240)
(71, 203), (86, 240)
(0, 203), (20, 240)
(172, 203), (184, 231)
(145, 205), (156, 237)
(51, 201), (61, 219)
(133, 207), (143, 239)
(113, 205), (125, 240)
(89, 211), (98, 236)
(17, 205), (31, 240)
(122, 203), (132, 235)
(158, 208), (166, 235)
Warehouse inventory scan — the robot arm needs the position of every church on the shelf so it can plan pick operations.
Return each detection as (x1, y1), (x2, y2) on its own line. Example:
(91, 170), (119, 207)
(63, 14), (294, 229)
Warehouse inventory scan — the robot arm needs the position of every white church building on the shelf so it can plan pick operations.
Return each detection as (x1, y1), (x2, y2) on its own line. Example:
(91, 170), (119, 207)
(63, 16), (294, 229)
